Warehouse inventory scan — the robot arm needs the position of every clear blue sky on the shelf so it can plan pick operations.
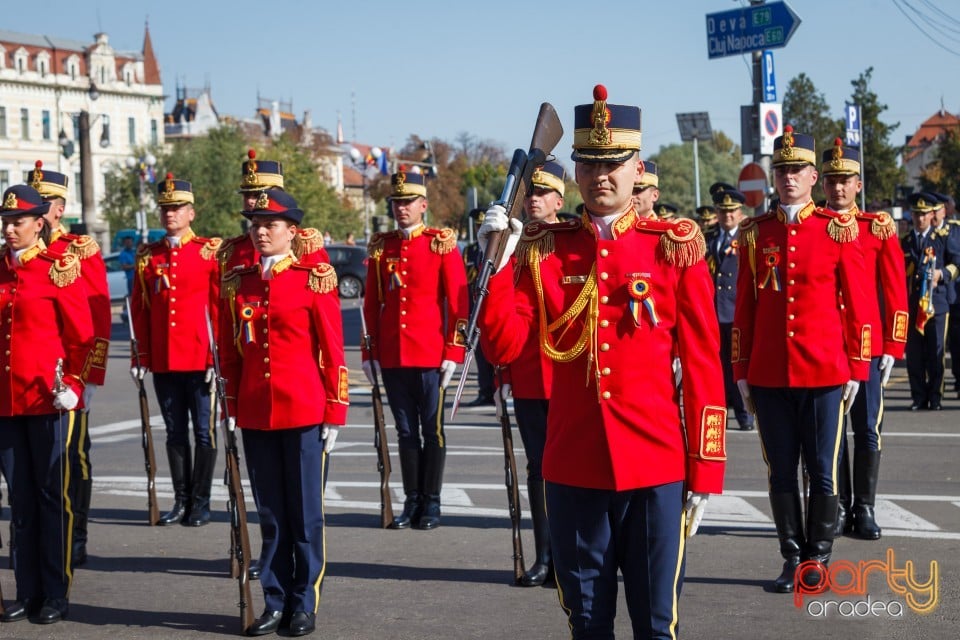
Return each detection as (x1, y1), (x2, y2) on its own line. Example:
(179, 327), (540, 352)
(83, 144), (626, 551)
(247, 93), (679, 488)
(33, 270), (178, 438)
(8, 0), (959, 168)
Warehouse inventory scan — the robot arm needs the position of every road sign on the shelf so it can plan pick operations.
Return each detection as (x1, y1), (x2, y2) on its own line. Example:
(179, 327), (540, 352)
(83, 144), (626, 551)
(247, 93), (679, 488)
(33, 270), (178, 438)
(739, 162), (768, 208)
(845, 102), (862, 147)
(762, 50), (777, 102)
(706, 1), (802, 59)
(759, 103), (782, 155)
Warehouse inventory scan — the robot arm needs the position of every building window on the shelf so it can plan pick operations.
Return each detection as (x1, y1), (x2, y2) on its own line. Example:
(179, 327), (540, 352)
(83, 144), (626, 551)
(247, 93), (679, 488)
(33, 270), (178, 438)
(39, 60), (47, 76)
(0, 170), (9, 193)
(67, 56), (78, 80)
(100, 115), (111, 147)
(74, 172), (81, 202)
(42, 110), (51, 140)
(151, 119), (158, 145)
(0, 107), (6, 138)
(128, 116), (136, 145)
(20, 108), (29, 140)
(72, 114), (80, 141)
(99, 66), (106, 85)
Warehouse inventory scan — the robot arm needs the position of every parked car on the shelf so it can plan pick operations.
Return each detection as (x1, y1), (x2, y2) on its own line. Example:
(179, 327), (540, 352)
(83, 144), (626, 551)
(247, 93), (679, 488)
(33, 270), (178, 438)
(325, 244), (367, 298)
(102, 252), (132, 302)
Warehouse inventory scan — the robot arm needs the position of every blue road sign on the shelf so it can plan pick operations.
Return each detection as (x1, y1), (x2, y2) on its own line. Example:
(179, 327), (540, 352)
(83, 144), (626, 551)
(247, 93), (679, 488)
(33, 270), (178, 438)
(762, 50), (777, 102)
(845, 103), (862, 147)
(706, 1), (802, 59)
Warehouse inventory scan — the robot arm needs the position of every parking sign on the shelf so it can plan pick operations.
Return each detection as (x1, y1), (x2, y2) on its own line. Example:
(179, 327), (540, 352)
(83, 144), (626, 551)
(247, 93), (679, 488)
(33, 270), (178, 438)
(845, 103), (861, 147)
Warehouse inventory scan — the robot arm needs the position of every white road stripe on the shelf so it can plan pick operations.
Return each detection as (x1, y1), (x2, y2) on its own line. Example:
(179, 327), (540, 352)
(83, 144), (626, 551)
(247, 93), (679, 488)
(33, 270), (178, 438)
(875, 499), (940, 531)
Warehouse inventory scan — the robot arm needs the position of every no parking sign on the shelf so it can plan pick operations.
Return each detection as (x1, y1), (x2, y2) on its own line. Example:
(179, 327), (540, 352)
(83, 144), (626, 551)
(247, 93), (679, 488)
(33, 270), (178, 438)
(759, 103), (782, 155)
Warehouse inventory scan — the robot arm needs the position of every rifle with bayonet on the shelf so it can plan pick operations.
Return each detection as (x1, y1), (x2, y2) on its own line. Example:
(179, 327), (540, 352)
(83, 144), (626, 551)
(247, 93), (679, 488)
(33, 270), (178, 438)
(205, 307), (255, 634)
(450, 102), (564, 417)
(359, 300), (395, 529)
(495, 369), (525, 584)
(126, 297), (160, 526)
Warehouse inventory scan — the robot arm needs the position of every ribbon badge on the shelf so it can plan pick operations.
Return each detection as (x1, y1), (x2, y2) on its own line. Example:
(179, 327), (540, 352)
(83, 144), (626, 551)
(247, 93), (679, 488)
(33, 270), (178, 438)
(627, 277), (659, 328)
(725, 239), (739, 257)
(758, 249), (781, 291)
(240, 305), (256, 344)
(386, 258), (403, 291)
(154, 266), (170, 294)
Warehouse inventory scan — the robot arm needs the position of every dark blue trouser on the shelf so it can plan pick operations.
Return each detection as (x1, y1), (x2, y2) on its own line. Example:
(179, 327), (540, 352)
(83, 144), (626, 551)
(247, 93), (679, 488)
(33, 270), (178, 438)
(153, 371), (216, 449)
(513, 398), (548, 483)
(0, 412), (77, 602)
(753, 385), (844, 495)
(845, 356), (884, 454)
(547, 480), (685, 640)
(906, 312), (948, 407)
(242, 425), (329, 615)
(69, 411), (92, 483)
(381, 367), (445, 451)
(720, 323), (752, 426)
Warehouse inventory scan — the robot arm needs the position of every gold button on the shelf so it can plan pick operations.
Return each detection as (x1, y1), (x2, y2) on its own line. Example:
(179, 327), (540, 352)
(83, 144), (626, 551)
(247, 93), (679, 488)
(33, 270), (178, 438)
(600, 249), (609, 257)
(401, 271), (408, 276)
(170, 309), (176, 314)
(402, 257), (408, 262)
(401, 310), (407, 315)
(402, 284), (408, 289)
(790, 229), (797, 236)
(264, 357), (270, 363)
(601, 367), (611, 376)
(788, 280), (795, 286)
(600, 296), (609, 304)
(600, 319), (609, 328)
(172, 262), (178, 267)
(262, 328), (268, 334)
(789, 314), (795, 320)
(788, 331), (795, 337)
(4, 366), (9, 372)
(262, 343), (269, 349)
(171, 321), (176, 326)
(600, 272), (609, 280)
(264, 286), (269, 292)
(789, 263), (796, 269)
(401, 297), (407, 302)
(264, 372), (271, 378)
(600, 343), (610, 352)
(5, 335), (9, 339)
(601, 391), (611, 400)
(789, 246), (796, 252)
(170, 297), (176, 303)
(788, 297), (795, 303)
(171, 285), (177, 290)
(401, 323), (407, 329)
(264, 301), (269, 306)
(6, 303), (10, 308)
(3, 350), (8, 355)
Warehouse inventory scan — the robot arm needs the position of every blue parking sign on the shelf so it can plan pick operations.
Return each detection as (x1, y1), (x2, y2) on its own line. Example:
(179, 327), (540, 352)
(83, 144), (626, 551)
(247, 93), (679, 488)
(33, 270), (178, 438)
(845, 103), (861, 147)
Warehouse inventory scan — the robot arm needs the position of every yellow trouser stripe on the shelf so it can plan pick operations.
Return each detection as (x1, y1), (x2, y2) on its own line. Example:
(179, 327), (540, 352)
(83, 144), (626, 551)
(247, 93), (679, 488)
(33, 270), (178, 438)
(312, 451), (328, 614)
(62, 411), (77, 588)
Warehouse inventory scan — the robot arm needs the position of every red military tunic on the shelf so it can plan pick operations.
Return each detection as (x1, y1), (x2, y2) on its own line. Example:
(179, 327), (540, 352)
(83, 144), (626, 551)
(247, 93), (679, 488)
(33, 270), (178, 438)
(0, 243), (97, 415)
(218, 227), (330, 276)
(732, 204), (872, 387)
(49, 226), (111, 385)
(220, 257), (348, 429)
(479, 212), (727, 493)
(854, 209), (908, 358)
(131, 230), (221, 372)
(501, 257), (553, 400)
(362, 226), (469, 368)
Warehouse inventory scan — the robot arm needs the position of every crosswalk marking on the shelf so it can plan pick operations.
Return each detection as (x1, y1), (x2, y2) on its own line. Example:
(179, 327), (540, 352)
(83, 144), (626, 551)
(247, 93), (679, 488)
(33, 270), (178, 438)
(875, 499), (939, 531)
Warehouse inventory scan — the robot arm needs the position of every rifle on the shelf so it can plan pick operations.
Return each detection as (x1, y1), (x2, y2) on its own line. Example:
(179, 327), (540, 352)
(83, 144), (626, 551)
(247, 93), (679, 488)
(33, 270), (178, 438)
(205, 307), (255, 634)
(126, 297), (160, 526)
(495, 370), (525, 584)
(450, 103), (564, 417)
(359, 300), (395, 529)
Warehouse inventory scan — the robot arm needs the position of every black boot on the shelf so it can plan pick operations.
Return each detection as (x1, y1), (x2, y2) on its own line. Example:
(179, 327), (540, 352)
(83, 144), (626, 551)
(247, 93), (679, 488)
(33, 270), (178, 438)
(800, 494), (840, 591)
(158, 444), (191, 526)
(834, 441), (852, 538)
(71, 476), (92, 567)
(185, 447), (218, 527)
(391, 448), (422, 530)
(520, 480), (552, 586)
(416, 446), (446, 530)
(851, 450), (882, 540)
(769, 493), (805, 593)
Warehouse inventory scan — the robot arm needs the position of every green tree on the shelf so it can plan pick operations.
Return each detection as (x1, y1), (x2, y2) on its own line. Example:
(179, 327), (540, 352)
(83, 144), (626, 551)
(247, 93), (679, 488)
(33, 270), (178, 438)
(849, 67), (906, 205)
(649, 130), (743, 216)
(100, 145), (165, 241)
(920, 126), (960, 201)
(782, 72), (843, 157)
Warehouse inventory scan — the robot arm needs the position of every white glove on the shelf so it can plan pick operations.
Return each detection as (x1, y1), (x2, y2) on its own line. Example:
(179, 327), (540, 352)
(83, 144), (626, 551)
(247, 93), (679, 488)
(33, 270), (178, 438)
(477, 204), (523, 273)
(494, 383), (512, 419)
(220, 417), (237, 432)
(82, 383), (98, 409)
(322, 425), (340, 453)
(53, 388), (79, 411)
(130, 366), (147, 384)
(205, 367), (216, 394)
(361, 360), (381, 386)
(684, 492), (710, 538)
(879, 354), (895, 388)
(440, 360), (457, 388)
(736, 379), (756, 416)
(842, 380), (860, 415)
(672, 357), (682, 387)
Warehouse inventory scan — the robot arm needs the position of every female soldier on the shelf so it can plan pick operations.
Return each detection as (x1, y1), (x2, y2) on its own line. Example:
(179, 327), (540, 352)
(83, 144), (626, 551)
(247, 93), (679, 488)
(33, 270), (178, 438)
(0, 185), (98, 625)
(219, 188), (348, 637)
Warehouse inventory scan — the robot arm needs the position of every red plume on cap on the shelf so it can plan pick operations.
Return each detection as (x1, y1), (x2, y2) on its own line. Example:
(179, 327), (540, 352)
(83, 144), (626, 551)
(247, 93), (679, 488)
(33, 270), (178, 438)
(783, 124), (793, 134)
(35, 160), (43, 169)
(166, 172), (174, 180)
(834, 137), (843, 147)
(593, 84), (608, 101)
(248, 149), (256, 159)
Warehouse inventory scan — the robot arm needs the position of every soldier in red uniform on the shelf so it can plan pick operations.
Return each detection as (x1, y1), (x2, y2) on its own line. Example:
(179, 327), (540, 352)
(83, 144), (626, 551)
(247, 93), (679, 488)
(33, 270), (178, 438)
(495, 160), (565, 587)
(820, 139), (908, 541)
(219, 189), (347, 637)
(0, 185), (99, 624)
(361, 170), (469, 530)
(477, 86), (726, 639)
(131, 174), (222, 528)
(631, 160), (659, 220)
(29, 161), (110, 567)
(733, 126), (872, 593)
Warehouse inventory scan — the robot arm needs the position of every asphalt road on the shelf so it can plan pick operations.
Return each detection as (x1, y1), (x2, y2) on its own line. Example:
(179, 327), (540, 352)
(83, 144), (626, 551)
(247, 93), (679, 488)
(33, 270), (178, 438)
(0, 301), (958, 638)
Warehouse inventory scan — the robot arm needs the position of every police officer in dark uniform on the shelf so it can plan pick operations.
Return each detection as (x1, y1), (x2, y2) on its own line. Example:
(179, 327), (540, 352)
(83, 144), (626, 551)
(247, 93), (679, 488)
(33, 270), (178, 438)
(706, 183), (753, 430)
(901, 192), (960, 410)
(653, 202), (678, 220)
(696, 204), (718, 232)
(931, 192), (960, 397)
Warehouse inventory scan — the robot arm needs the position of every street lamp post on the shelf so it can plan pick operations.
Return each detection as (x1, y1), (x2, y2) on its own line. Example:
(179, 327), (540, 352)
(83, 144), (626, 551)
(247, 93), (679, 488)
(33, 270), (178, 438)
(347, 146), (382, 243)
(60, 83), (109, 235)
(125, 153), (157, 245)
(676, 112), (713, 208)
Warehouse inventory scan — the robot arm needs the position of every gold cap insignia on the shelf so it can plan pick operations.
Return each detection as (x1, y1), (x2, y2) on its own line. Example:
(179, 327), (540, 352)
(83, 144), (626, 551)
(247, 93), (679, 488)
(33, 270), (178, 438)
(830, 138), (844, 171)
(781, 127), (795, 160)
(30, 161), (44, 188)
(3, 192), (17, 210)
(588, 92), (612, 146)
(256, 192), (270, 209)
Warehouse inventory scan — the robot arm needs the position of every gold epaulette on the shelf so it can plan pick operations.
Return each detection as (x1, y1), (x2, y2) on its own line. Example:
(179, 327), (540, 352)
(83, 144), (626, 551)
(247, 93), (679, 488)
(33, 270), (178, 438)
(306, 262), (338, 294)
(862, 211), (896, 241)
(66, 235), (100, 259)
(636, 218), (705, 268)
(221, 269), (242, 301)
(516, 219), (581, 266)
(935, 226), (950, 237)
(819, 209), (859, 243)
(293, 227), (324, 258)
(197, 237), (223, 260)
(216, 234), (244, 266)
(47, 251), (81, 287)
(424, 227), (457, 255)
(135, 243), (151, 273)
(736, 212), (773, 249)
(367, 232), (389, 259)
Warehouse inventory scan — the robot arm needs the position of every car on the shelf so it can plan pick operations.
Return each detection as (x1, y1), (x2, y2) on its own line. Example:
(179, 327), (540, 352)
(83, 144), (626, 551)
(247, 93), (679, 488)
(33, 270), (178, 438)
(102, 252), (134, 302)
(325, 244), (367, 298)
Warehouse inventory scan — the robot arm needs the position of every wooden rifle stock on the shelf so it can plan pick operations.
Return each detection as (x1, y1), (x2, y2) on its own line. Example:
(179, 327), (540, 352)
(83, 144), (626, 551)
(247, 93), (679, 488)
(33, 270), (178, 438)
(126, 297), (159, 526)
(360, 302), (395, 528)
(496, 373), (525, 584)
(205, 308), (255, 634)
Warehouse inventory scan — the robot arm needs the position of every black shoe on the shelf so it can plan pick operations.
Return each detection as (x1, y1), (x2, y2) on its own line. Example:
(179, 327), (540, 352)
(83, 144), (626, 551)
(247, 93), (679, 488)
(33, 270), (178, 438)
(739, 422), (755, 431)
(72, 542), (88, 568)
(0, 598), (39, 622)
(416, 496), (441, 530)
(520, 562), (553, 587)
(288, 611), (316, 637)
(930, 403), (943, 411)
(910, 403), (926, 411)
(184, 499), (211, 527)
(245, 610), (283, 636)
(34, 598), (68, 624)
(773, 557), (799, 593)
(158, 499), (189, 526)
(248, 560), (262, 580)
(464, 395), (495, 407)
